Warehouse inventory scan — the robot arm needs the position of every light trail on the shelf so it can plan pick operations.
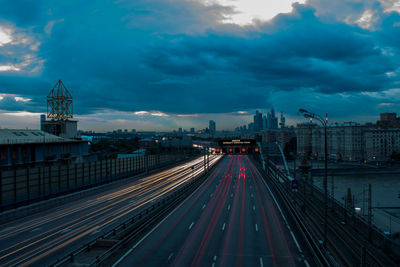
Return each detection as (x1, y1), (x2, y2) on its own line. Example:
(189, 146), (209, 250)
(0, 155), (222, 266)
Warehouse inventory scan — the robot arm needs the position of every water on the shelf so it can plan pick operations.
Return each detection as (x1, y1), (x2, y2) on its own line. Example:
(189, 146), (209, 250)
(312, 173), (400, 234)
(312, 173), (400, 208)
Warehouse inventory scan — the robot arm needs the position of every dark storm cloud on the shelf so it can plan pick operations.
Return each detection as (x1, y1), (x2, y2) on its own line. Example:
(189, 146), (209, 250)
(144, 4), (395, 95)
(0, 0), (399, 119)
(0, 0), (45, 26)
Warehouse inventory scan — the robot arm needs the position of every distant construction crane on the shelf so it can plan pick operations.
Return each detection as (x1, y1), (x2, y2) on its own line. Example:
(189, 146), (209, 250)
(47, 80), (73, 120)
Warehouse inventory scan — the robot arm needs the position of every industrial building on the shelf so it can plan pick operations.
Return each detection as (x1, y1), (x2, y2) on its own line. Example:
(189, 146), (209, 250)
(0, 129), (88, 167)
(0, 80), (90, 168)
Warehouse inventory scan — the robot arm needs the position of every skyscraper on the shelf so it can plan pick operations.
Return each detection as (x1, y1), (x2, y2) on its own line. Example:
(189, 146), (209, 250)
(267, 108), (278, 129)
(209, 120), (216, 134)
(253, 110), (263, 131)
(280, 111), (286, 128)
(262, 115), (267, 130)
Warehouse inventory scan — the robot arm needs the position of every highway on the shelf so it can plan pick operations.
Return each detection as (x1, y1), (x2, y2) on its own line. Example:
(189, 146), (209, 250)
(114, 155), (311, 267)
(0, 155), (221, 266)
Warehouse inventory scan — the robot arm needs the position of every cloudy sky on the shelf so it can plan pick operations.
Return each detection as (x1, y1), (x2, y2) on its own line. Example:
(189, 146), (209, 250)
(0, 0), (399, 131)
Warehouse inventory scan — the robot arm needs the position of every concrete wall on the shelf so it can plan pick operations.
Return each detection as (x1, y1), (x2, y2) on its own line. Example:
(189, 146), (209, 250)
(0, 154), (186, 210)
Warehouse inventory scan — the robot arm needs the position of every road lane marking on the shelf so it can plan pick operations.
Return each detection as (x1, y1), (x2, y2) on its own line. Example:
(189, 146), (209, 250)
(90, 229), (101, 235)
(222, 223), (226, 231)
(230, 193), (233, 198)
(210, 193), (213, 197)
(253, 205), (256, 211)
(290, 231), (302, 253)
(189, 222), (194, 230)
(259, 257), (264, 267)
(31, 227), (42, 232)
(251, 193), (254, 198)
(2, 226), (16, 231)
(259, 168), (306, 255)
(261, 177), (287, 222)
(168, 253), (173, 261)
(304, 260), (310, 267)
(62, 228), (71, 234)
(213, 255), (217, 261)
(255, 224), (258, 232)
(211, 263), (215, 267)
(202, 204), (206, 209)
(227, 204), (231, 210)
(112, 193), (191, 267)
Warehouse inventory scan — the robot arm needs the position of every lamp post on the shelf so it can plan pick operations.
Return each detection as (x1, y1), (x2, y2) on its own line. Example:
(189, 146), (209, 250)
(299, 108), (328, 248)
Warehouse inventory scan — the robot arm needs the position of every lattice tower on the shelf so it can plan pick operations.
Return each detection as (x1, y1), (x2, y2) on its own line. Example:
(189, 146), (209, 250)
(47, 80), (73, 120)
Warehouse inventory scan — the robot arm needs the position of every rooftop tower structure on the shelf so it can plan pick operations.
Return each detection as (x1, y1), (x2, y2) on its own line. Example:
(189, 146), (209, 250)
(47, 80), (73, 120)
(42, 80), (78, 139)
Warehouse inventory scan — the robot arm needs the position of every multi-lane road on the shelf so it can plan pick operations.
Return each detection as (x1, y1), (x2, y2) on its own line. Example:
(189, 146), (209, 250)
(114, 155), (312, 267)
(0, 155), (221, 266)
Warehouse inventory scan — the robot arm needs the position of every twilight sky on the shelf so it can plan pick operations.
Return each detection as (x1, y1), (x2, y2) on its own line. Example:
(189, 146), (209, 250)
(0, 0), (399, 131)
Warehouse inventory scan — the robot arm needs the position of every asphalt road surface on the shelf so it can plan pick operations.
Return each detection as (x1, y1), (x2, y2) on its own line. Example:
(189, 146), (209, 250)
(0, 155), (221, 266)
(115, 155), (310, 267)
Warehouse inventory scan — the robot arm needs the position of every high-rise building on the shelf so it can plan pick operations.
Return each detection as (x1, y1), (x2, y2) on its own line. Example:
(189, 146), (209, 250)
(262, 115), (267, 130)
(296, 122), (317, 157)
(266, 108), (278, 129)
(209, 120), (216, 134)
(248, 122), (254, 132)
(253, 110), (263, 132)
(296, 120), (400, 161)
(190, 128), (195, 134)
(377, 113), (400, 128)
(279, 111), (286, 128)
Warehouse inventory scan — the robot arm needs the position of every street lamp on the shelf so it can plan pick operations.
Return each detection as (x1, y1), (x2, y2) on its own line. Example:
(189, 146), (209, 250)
(299, 108), (329, 248)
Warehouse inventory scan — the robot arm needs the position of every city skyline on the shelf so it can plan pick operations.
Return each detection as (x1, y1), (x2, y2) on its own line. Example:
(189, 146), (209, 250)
(1, 1), (400, 131)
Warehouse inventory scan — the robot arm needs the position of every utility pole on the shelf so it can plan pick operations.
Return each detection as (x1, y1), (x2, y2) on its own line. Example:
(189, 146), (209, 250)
(207, 147), (209, 170)
(203, 147), (206, 173)
(323, 115), (328, 247)
(368, 183), (372, 241)
(363, 185), (365, 217)
(331, 175), (335, 210)
(299, 109), (328, 248)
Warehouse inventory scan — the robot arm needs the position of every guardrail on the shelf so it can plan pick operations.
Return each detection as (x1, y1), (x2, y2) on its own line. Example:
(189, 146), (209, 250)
(251, 158), (330, 267)
(259, 155), (399, 266)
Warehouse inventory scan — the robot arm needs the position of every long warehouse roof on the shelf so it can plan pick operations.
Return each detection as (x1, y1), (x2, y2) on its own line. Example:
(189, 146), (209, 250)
(0, 129), (76, 145)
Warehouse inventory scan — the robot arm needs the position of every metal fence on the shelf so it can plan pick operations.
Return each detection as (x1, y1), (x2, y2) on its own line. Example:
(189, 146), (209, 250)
(263, 155), (400, 264)
(0, 154), (187, 211)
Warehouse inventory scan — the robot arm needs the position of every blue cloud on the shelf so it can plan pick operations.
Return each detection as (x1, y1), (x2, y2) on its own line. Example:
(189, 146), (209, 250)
(0, 0), (399, 130)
